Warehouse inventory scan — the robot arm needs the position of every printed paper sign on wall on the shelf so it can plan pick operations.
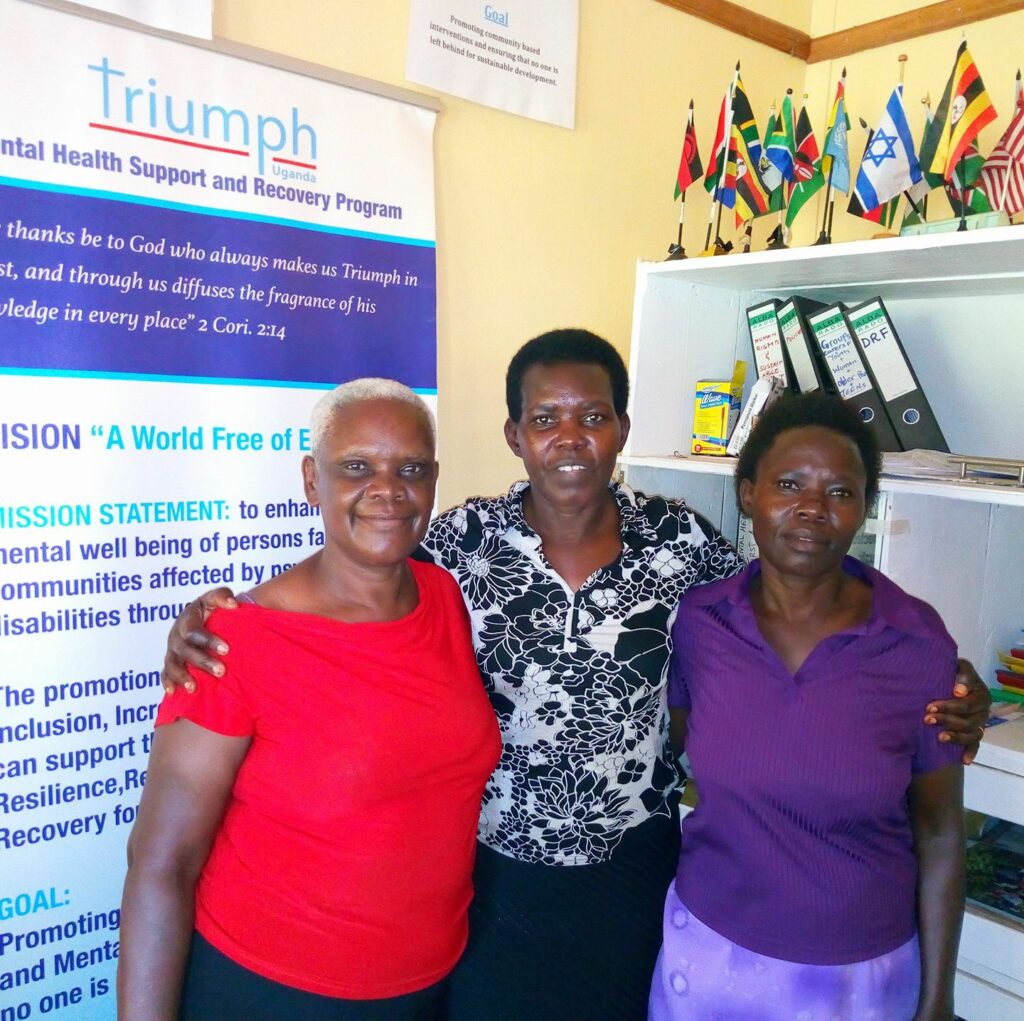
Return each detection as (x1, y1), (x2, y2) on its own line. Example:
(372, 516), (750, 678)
(406, 0), (578, 128)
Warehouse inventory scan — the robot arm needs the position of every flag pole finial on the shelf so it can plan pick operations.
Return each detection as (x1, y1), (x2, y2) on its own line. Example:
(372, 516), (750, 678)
(859, 117), (868, 131)
(898, 54), (908, 86)
(786, 88), (793, 95)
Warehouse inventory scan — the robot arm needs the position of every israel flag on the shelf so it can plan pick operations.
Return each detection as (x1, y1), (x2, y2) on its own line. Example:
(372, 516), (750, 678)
(853, 85), (923, 211)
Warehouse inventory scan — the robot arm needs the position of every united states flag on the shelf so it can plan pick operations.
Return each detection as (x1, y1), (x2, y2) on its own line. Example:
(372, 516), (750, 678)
(978, 103), (1024, 214)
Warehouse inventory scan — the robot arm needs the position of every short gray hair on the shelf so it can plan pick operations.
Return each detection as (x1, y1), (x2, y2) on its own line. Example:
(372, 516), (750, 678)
(309, 378), (436, 458)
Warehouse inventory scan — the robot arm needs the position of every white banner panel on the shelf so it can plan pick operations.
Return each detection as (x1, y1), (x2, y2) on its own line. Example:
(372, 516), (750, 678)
(0, 1), (436, 1017)
(406, 0), (578, 128)
(69, 0), (212, 39)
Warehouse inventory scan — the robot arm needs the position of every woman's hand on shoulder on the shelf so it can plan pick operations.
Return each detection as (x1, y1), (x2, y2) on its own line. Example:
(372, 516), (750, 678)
(162, 588), (238, 695)
(924, 658), (991, 765)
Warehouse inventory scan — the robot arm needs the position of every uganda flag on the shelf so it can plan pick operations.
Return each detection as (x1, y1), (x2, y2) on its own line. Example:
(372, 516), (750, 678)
(728, 76), (772, 223)
(918, 41), (997, 180)
(674, 101), (704, 199)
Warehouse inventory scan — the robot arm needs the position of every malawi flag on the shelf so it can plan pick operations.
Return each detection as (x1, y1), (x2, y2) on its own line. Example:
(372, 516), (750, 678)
(729, 75), (772, 223)
(674, 101), (704, 199)
(919, 41), (997, 180)
(785, 104), (824, 228)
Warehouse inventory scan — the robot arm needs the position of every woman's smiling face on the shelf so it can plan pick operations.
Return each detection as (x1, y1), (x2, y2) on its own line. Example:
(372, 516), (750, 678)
(503, 361), (630, 509)
(303, 397), (437, 569)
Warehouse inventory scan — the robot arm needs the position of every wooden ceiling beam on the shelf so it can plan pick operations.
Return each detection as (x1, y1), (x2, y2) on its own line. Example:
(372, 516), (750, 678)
(808, 0), (1024, 63)
(656, 0), (1024, 65)
(653, 0), (811, 59)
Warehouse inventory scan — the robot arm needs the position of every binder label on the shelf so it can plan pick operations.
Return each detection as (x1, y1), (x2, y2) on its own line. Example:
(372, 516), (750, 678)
(808, 311), (871, 400)
(777, 302), (821, 393)
(746, 303), (787, 384)
(847, 302), (916, 402)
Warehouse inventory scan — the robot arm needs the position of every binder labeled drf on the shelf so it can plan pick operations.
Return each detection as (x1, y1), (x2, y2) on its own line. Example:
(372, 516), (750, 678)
(844, 298), (949, 452)
(805, 304), (902, 452)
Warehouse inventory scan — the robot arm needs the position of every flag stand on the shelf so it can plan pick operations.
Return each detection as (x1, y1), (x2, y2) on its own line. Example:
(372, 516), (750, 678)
(957, 150), (969, 231)
(766, 219), (788, 249)
(740, 220), (753, 253)
(666, 195), (688, 260)
(814, 162), (835, 245)
(700, 198), (732, 256)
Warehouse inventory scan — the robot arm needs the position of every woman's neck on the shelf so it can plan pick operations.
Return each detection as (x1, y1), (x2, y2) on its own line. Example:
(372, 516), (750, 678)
(259, 549), (418, 623)
(522, 485), (619, 546)
(752, 563), (851, 625)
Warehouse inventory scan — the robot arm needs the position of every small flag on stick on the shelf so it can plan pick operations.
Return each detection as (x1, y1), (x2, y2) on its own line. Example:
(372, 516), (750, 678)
(918, 40), (997, 180)
(728, 75), (772, 224)
(674, 100), (704, 199)
(849, 84), (922, 214)
(978, 92), (1024, 214)
(785, 104), (824, 228)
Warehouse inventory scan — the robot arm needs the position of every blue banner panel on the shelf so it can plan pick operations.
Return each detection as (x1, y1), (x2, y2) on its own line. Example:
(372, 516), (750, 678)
(0, 182), (437, 389)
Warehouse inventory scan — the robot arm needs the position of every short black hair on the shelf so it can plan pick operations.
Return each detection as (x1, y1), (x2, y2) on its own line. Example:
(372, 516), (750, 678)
(734, 393), (882, 509)
(505, 329), (630, 421)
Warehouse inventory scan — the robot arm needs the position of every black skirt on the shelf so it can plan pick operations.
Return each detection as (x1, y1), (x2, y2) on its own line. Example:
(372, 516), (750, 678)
(442, 800), (681, 1021)
(179, 932), (447, 1021)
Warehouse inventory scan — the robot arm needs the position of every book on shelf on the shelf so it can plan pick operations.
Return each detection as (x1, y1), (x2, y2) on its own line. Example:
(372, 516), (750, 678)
(775, 296), (833, 396)
(804, 303), (902, 452)
(844, 298), (949, 453)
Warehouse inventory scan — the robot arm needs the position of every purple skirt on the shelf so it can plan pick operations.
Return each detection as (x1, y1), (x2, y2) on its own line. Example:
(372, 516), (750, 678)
(649, 884), (921, 1021)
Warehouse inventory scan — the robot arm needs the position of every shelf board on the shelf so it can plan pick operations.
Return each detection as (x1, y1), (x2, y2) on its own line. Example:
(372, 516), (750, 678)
(637, 224), (1024, 299)
(974, 716), (1024, 779)
(618, 455), (1024, 507)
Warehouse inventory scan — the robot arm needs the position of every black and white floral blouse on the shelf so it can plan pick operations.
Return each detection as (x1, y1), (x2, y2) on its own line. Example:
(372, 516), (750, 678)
(419, 482), (740, 866)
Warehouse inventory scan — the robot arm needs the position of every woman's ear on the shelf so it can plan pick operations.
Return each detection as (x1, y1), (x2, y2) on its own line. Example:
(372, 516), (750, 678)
(503, 418), (522, 457)
(738, 477), (754, 518)
(301, 456), (319, 506)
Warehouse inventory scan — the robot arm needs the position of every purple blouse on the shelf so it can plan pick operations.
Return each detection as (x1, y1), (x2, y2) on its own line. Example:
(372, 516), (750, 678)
(669, 556), (962, 965)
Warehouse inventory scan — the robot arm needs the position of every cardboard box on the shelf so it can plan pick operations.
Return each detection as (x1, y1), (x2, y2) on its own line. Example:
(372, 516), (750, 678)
(691, 361), (745, 455)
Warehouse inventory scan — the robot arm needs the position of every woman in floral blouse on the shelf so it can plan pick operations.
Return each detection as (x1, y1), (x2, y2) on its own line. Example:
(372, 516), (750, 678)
(162, 330), (989, 1020)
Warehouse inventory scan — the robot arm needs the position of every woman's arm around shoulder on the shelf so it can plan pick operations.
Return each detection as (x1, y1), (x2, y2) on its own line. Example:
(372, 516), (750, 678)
(117, 721), (249, 1021)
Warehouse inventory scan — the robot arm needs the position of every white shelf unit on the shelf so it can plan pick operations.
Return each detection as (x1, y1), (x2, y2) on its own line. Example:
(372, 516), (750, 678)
(621, 227), (1024, 1020)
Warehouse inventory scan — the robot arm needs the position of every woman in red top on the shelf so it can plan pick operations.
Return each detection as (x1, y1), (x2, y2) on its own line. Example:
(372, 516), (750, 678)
(117, 380), (501, 1021)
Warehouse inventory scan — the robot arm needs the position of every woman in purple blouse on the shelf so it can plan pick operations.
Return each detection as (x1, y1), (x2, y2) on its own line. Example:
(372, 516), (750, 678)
(650, 394), (964, 1021)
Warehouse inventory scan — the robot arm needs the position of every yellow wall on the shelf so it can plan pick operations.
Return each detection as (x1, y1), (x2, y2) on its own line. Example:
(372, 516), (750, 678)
(212, 2), (1023, 502)
(798, 2), (1024, 244)
(213, 0), (802, 506)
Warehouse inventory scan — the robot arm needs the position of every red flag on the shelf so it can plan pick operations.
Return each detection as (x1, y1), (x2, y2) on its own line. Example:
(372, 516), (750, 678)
(674, 101), (704, 199)
(703, 90), (727, 196)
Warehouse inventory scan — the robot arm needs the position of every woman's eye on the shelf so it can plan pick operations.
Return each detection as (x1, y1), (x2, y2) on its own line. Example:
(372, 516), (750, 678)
(829, 488), (853, 498)
(532, 415), (553, 426)
(777, 479), (797, 490)
(401, 464), (426, 476)
(583, 413), (605, 424)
